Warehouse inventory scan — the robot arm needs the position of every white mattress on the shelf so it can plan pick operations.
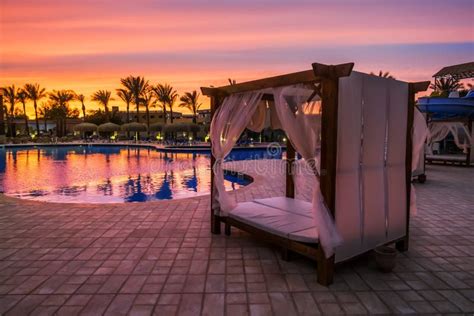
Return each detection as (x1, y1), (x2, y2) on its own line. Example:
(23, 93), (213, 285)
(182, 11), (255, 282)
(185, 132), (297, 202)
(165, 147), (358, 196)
(254, 197), (313, 218)
(229, 197), (318, 243)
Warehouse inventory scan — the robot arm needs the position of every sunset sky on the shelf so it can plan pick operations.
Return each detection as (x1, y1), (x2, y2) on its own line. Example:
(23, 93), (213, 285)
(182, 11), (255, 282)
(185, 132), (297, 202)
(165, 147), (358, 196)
(1, 0), (473, 115)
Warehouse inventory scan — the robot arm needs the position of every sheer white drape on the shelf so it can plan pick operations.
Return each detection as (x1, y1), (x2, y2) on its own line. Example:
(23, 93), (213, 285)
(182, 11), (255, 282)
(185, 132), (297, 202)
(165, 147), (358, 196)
(247, 100), (267, 133)
(210, 91), (263, 214)
(273, 85), (342, 258)
(412, 109), (429, 171)
(428, 122), (472, 153)
(410, 108), (429, 214)
(428, 123), (451, 144)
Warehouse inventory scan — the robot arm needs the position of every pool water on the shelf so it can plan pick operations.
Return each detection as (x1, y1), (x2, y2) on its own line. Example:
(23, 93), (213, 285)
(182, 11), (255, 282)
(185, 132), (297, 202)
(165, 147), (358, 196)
(0, 145), (282, 203)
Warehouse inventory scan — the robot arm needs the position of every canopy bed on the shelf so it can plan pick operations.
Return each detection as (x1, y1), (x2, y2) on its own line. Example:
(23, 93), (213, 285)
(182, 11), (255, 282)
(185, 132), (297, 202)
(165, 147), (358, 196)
(201, 62), (429, 286)
(418, 94), (474, 167)
(419, 61), (474, 167)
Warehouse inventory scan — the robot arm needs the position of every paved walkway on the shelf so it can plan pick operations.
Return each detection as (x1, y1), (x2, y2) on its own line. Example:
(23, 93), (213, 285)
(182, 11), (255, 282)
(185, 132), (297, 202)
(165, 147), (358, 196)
(0, 162), (473, 315)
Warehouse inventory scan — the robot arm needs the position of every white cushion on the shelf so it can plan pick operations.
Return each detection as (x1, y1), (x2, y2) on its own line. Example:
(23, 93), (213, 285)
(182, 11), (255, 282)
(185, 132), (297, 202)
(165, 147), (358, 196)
(289, 227), (318, 243)
(254, 197), (313, 218)
(229, 199), (318, 243)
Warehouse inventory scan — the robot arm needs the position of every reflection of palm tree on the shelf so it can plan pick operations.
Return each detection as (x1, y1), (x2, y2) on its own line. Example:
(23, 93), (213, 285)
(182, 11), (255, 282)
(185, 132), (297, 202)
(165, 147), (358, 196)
(179, 91), (202, 124)
(17, 89), (29, 136)
(24, 83), (47, 133)
(183, 166), (198, 192)
(120, 76), (149, 123)
(97, 179), (113, 196)
(155, 172), (172, 199)
(125, 175), (148, 202)
(91, 90), (113, 121)
(0, 146), (6, 173)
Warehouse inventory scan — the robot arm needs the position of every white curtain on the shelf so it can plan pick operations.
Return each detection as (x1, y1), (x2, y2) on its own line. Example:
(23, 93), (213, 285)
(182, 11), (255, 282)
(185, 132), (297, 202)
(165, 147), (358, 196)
(412, 109), (429, 171)
(428, 123), (451, 144)
(210, 91), (263, 214)
(428, 122), (472, 153)
(247, 100), (283, 132)
(273, 85), (342, 258)
(411, 108), (429, 214)
(247, 100), (267, 132)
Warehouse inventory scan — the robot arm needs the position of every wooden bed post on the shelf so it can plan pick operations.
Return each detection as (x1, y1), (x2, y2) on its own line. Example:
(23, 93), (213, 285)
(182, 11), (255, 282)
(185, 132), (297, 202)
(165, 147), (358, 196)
(312, 62), (353, 286)
(396, 81), (430, 252)
(285, 138), (295, 198)
(466, 120), (472, 167)
(210, 93), (222, 234)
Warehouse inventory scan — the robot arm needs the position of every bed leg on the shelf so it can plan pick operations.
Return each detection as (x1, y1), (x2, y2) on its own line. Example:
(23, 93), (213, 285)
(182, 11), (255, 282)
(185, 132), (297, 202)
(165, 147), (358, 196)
(281, 248), (291, 261)
(211, 213), (221, 235)
(317, 250), (335, 286)
(225, 223), (231, 236)
(396, 237), (409, 252)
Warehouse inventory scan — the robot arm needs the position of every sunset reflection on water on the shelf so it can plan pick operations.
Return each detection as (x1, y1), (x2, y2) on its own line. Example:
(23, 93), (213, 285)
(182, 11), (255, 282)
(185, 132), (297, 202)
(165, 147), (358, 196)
(0, 146), (256, 203)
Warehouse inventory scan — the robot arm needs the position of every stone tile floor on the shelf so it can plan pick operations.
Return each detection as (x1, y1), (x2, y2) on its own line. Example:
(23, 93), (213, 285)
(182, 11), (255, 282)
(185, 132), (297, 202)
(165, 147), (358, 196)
(0, 162), (473, 315)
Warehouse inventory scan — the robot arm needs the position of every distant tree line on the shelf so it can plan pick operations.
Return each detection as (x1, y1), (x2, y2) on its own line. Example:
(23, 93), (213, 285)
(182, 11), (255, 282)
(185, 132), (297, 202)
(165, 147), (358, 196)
(1, 76), (203, 137)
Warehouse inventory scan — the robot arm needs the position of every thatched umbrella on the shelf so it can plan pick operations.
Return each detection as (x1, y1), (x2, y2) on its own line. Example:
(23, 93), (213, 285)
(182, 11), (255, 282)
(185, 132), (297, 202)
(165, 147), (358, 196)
(163, 122), (200, 133)
(74, 122), (98, 133)
(98, 122), (121, 133)
(149, 122), (164, 132)
(121, 122), (147, 132)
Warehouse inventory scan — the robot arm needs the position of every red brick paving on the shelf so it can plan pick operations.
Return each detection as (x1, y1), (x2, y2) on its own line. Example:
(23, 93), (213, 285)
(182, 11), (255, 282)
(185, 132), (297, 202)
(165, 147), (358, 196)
(0, 161), (473, 315)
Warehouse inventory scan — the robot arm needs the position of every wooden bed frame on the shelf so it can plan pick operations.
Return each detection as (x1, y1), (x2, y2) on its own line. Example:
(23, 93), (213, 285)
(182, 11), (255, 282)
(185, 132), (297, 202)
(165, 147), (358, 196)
(201, 62), (429, 286)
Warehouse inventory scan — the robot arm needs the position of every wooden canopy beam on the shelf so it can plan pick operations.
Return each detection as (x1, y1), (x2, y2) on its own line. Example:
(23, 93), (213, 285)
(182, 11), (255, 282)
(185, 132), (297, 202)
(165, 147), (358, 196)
(410, 81), (431, 93)
(202, 62), (355, 97)
(201, 69), (318, 96)
(312, 62), (354, 79)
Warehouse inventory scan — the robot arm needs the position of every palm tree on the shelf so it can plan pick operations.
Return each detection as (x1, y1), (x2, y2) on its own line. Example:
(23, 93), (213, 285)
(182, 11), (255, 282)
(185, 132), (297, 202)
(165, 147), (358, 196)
(48, 90), (75, 137)
(168, 90), (178, 124)
(91, 90), (113, 121)
(1, 85), (19, 137)
(39, 102), (51, 132)
(430, 77), (463, 94)
(140, 88), (155, 135)
(116, 89), (132, 123)
(24, 83), (47, 134)
(154, 84), (178, 123)
(17, 90), (29, 136)
(75, 94), (87, 121)
(179, 91), (202, 123)
(370, 71), (395, 79)
(120, 76), (149, 123)
(152, 84), (170, 124)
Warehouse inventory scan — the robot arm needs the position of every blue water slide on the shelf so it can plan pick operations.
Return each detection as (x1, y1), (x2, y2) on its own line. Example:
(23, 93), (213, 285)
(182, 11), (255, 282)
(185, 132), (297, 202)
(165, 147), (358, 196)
(417, 91), (474, 120)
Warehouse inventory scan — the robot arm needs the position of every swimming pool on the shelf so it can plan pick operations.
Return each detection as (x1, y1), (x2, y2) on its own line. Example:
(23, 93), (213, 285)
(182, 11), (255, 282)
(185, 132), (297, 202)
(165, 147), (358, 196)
(0, 145), (282, 203)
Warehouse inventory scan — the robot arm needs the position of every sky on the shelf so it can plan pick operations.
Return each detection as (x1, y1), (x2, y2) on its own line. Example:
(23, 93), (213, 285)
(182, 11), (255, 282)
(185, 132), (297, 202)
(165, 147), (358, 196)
(1, 0), (473, 115)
